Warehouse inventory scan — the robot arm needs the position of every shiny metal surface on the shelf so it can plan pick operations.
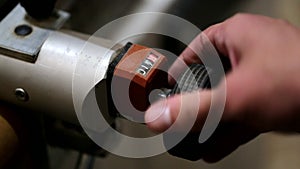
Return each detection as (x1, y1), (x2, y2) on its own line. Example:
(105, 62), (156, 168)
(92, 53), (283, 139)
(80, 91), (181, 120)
(0, 4), (69, 62)
(0, 5), (50, 62)
(14, 88), (29, 102)
(0, 30), (117, 123)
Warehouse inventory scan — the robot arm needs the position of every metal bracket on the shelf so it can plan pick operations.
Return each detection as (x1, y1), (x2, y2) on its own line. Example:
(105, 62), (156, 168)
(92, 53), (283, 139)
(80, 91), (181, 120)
(0, 4), (69, 63)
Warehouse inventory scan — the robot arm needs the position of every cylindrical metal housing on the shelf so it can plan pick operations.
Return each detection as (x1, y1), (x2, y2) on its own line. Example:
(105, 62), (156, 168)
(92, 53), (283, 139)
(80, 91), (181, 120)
(0, 31), (116, 123)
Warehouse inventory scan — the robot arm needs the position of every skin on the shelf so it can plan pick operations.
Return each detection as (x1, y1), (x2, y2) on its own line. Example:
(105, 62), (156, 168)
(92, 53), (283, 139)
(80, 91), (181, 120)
(0, 104), (19, 168)
(145, 13), (300, 162)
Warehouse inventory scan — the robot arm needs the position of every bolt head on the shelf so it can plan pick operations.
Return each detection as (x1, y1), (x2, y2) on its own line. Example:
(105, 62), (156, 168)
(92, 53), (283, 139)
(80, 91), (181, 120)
(14, 25), (33, 36)
(15, 88), (29, 102)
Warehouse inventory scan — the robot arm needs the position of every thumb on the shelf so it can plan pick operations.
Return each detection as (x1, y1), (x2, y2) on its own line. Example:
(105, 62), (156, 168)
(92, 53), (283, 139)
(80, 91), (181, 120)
(145, 89), (213, 133)
(145, 70), (245, 134)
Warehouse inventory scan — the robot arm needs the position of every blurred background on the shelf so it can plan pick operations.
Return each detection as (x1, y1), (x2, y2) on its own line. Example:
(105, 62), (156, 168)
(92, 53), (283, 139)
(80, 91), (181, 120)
(47, 0), (300, 169)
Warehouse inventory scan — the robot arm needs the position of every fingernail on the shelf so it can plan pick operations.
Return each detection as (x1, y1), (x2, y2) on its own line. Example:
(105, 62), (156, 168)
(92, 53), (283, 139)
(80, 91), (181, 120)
(145, 101), (172, 132)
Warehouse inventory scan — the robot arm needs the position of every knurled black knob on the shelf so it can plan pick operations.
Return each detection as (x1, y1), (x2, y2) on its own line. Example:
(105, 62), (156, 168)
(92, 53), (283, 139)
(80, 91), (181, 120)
(171, 63), (211, 95)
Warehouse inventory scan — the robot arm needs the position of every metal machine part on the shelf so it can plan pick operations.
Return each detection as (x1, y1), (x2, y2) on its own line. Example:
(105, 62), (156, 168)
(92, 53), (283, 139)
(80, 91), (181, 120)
(0, 4), (123, 161)
(0, 3), (219, 165)
(0, 4), (118, 125)
(105, 42), (213, 122)
(0, 31), (117, 123)
(0, 3), (213, 126)
(0, 4), (174, 126)
(0, 4), (69, 63)
(171, 64), (211, 94)
(0, 0), (18, 20)
(106, 43), (168, 118)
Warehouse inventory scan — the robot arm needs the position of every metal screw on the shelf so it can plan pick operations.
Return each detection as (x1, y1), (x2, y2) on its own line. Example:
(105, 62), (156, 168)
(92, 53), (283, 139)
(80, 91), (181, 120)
(14, 25), (33, 36)
(15, 88), (29, 102)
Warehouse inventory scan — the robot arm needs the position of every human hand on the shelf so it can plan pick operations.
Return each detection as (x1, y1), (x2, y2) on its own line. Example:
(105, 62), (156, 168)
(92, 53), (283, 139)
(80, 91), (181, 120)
(145, 13), (300, 162)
